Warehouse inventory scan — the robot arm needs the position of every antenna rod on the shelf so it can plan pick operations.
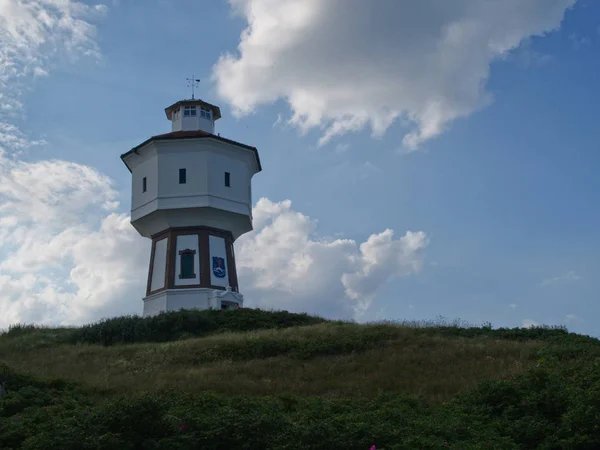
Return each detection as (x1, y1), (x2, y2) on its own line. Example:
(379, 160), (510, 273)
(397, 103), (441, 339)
(186, 76), (201, 100)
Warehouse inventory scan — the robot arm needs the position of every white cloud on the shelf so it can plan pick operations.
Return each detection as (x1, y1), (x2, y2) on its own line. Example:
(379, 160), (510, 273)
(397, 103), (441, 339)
(540, 270), (582, 286)
(0, 123), (46, 152)
(0, 158), (119, 234)
(0, 0), (106, 120)
(236, 198), (428, 319)
(509, 303), (517, 309)
(213, 0), (575, 150)
(0, 155), (149, 328)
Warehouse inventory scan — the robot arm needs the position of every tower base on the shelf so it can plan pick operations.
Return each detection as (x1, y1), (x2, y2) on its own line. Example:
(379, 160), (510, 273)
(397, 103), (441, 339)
(143, 287), (244, 317)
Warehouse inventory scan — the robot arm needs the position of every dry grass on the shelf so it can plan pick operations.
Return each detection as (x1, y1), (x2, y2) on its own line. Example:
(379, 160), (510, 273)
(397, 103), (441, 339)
(0, 323), (542, 404)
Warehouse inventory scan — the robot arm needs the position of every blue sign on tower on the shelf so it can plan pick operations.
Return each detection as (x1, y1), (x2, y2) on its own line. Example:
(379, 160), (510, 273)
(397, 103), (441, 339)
(212, 256), (226, 278)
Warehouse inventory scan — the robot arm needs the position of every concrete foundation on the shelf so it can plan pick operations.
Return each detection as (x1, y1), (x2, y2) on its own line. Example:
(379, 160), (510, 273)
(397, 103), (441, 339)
(143, 287), (244, 317)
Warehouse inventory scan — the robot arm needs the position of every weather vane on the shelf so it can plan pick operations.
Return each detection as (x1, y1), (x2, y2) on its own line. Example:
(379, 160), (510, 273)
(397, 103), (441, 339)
(186, 75), (201, 100)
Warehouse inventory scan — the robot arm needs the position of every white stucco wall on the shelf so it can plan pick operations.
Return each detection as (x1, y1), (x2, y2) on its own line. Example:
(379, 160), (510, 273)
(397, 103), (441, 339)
(174, 234), (200, 286)
(155, 140), (254, 207)
(150, 237), (168, 292)
(178, 115), (214, 133)
(129, 138), (259, 239)
(131, 150), (158, 211)
(143, 288), (217, 317)
(209, 235), (229, 287)
(171, 114), (182, 132)
(143, 288), (244, 317)
(157, 149), (208, 198)
(206, 150), (251, 207)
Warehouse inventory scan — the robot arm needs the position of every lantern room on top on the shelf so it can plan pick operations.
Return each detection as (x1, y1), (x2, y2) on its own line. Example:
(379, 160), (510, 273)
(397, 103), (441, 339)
(165, 99), (222, 134)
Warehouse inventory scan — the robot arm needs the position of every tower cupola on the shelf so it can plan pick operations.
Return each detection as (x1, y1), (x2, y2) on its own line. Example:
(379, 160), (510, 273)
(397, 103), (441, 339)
(165, 99), (222, 134)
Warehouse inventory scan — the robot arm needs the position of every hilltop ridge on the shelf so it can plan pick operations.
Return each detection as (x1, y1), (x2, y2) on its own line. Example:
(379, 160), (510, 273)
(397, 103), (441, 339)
(1, 308), (599, 449)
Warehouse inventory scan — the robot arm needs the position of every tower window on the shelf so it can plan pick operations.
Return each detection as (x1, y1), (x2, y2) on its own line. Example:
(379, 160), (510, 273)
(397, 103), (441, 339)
(224, 172), (230, 187)
(178, 249), (196, 279)
(184, 105), (196, 116)
(179, 168), (186, 184)
(200, 107), (212, 119)
(142, 177), (147, 192)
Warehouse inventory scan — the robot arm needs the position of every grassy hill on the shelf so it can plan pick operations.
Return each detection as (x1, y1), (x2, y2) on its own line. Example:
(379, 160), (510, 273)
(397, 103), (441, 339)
(0, 308), (599, 449)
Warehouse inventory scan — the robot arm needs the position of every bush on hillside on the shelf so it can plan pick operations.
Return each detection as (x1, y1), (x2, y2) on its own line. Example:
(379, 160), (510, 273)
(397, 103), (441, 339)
(415, 323), (571, 342)
(4, 309), (587, 350)
(65, 308), (327, 346)
(4, 355), (600, 449)
(3, 329), (600, 448)
(3, 324), (39, 338)
(0, 362), (503, 450)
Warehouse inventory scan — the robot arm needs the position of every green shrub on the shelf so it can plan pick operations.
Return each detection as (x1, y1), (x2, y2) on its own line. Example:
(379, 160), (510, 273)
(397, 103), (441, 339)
(3, 324), (39, 337)
(3, 345), (600, 449)
(66, 308), (326, 346)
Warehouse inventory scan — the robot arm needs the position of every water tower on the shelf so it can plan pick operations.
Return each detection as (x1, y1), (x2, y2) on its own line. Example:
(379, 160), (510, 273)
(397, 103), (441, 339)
(120, 93), (261, 317)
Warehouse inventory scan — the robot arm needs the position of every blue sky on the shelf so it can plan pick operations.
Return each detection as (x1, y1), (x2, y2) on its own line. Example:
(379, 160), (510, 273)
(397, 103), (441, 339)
(1, 0), (599, 336)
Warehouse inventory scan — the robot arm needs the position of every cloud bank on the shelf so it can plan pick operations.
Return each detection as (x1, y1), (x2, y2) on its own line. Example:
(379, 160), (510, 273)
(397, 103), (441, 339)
(213, 0), (575, 150)
(0, 174), (427, 327)
(237, 198), (428, 319)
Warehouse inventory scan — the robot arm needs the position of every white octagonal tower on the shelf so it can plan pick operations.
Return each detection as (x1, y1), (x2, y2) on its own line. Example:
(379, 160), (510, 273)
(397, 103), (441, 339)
(121, 98), (261, 316)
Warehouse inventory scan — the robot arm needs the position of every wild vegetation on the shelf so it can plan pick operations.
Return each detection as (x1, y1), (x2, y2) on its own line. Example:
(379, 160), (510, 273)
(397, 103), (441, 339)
(0, 308), (599, 449)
